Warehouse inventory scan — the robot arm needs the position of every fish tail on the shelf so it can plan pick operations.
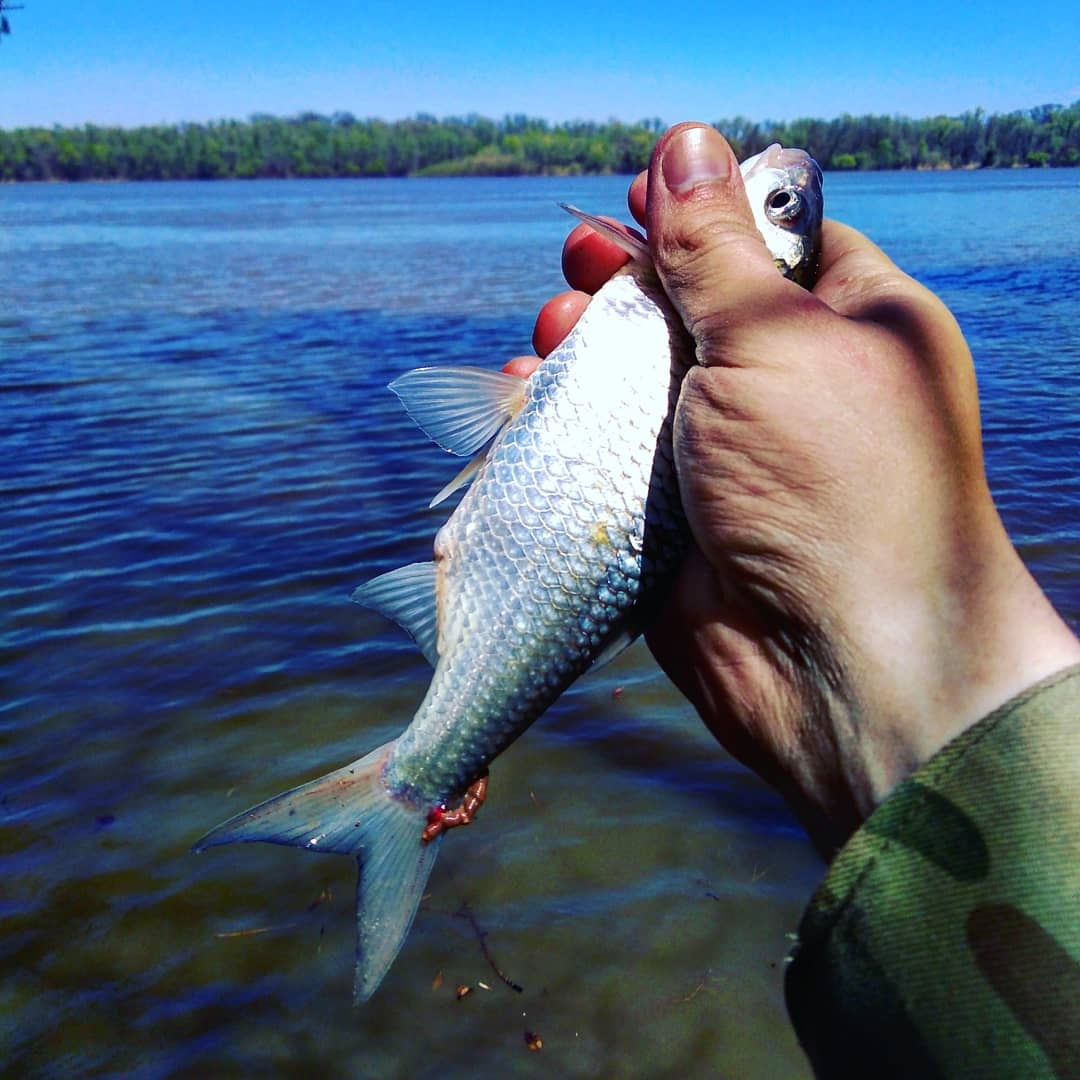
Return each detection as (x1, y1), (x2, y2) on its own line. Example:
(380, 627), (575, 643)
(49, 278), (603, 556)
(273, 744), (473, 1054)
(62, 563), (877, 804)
(194, 740), (441, 1001)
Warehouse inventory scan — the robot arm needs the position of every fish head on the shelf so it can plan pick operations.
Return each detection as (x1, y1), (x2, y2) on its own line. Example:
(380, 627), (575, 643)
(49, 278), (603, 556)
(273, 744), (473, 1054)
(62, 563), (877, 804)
(740, 144), (824, 288)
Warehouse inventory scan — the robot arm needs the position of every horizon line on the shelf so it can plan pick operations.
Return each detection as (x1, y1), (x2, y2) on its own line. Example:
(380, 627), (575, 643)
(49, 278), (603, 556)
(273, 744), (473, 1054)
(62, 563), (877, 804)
(3, 100), (1079, 134)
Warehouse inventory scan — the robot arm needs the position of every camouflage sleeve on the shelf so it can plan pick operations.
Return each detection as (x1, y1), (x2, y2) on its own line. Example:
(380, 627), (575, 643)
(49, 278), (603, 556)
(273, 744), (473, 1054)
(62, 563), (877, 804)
(785, 663), (1080, 1079)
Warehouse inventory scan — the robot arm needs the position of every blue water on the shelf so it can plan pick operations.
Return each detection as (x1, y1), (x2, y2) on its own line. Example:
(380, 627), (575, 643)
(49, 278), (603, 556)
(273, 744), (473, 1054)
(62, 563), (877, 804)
(2, 170), (1078, 1077)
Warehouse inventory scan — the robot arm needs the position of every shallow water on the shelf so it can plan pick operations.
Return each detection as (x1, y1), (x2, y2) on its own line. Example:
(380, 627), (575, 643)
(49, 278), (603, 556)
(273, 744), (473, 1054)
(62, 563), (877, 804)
(2, 170), (1078, 1077)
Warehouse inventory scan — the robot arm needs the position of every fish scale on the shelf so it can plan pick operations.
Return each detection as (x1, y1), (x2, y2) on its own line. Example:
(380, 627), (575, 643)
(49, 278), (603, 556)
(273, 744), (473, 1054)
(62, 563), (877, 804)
(390, 270), (690, 799)
(195, 143), (824, 1002)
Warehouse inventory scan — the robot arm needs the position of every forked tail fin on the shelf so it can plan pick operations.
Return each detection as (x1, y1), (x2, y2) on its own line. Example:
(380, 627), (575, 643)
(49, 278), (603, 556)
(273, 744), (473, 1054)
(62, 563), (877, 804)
(194, 740), (441, 1001)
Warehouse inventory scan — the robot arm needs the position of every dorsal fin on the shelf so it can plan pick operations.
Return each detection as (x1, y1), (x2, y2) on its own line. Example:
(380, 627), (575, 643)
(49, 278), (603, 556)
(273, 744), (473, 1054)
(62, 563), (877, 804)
(389, 366), (527, 458)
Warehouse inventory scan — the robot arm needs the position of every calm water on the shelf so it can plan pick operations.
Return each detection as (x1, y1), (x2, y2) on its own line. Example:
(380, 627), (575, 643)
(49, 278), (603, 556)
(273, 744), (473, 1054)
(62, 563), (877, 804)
(3, 170), (1078, 1078)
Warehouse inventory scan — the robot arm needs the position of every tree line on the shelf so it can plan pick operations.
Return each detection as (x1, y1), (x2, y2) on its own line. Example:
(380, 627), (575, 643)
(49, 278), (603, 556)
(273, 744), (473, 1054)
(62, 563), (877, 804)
(2, 104), (1077, 182)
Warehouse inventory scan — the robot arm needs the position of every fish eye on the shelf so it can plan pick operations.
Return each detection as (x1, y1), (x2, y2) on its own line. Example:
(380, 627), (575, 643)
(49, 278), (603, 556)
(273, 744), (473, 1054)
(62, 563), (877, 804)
(765, 187), (803, 227)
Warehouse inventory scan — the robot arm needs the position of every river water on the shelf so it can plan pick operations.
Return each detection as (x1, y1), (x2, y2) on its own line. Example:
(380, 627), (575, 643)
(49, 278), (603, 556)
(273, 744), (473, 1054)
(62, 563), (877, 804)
(3, 169), (1078, 1078)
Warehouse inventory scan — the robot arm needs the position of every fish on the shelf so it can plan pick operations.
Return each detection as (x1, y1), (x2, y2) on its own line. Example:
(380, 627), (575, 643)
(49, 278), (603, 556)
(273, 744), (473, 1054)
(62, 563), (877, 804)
(195, 143), (825, 1001)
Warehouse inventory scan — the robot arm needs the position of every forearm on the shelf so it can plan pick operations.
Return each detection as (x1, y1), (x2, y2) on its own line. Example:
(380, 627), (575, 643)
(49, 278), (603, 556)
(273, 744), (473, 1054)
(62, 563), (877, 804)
(786, 663), (1080, 1078)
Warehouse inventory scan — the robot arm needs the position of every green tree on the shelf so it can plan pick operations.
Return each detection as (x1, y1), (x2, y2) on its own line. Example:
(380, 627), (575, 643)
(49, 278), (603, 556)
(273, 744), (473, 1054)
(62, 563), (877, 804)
(2, 106), (1078, 182)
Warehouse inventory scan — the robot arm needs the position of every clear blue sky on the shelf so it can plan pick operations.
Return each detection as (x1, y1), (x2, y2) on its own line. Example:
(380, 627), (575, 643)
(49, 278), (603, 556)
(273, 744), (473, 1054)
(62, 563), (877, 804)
(1, 0), (1077, 129)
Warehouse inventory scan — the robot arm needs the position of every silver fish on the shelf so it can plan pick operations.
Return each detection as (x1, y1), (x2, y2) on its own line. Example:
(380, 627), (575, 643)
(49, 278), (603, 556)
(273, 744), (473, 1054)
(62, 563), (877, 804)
(196, 143), (824, 1001)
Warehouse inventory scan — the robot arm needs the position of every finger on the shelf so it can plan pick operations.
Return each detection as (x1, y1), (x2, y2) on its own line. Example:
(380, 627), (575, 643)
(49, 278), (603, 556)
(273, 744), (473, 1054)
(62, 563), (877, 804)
(502, 355), (541, 378)
(812, 220), (970, 380)
(817, 218), (896, 281)
(561, 220), (635, 294)
(645, 545), (788, 782)
(646, 124), (796, 353)
(628, 170), (647, 227)
(532, 289), (591, 357)
(813, 219), (913, 319)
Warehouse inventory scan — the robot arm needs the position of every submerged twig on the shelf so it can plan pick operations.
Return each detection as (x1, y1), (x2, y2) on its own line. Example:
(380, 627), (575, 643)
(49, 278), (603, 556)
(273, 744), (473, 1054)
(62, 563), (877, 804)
(215, 883), (333, 941)
(665, 971), (728, 1007)
(455, 902), (524, 993)
(214, 922), (297, 939)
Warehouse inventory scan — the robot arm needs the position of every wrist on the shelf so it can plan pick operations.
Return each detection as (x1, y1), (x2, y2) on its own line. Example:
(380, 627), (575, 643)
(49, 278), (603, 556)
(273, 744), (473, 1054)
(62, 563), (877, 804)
(839, 515), (1080, 815)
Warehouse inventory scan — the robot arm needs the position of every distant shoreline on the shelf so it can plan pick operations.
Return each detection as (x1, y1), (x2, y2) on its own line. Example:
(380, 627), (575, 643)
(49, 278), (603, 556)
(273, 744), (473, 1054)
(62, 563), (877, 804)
(2, 107), (1076, 182)
(2, 160), (1062, 186)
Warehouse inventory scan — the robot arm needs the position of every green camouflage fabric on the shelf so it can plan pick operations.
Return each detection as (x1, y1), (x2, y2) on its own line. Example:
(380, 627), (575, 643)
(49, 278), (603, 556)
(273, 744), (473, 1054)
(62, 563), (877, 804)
(786, 663), (1080, 1079)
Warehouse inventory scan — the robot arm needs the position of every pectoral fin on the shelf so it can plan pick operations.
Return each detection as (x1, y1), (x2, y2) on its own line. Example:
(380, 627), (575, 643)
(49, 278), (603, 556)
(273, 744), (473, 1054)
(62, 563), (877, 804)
(428, 451), (488, 508)
(559, 204), (652, 264)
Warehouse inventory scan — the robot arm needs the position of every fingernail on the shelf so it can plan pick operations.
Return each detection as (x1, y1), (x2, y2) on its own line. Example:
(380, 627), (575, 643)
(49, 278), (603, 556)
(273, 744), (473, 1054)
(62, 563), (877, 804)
(661, 127), (731, 195)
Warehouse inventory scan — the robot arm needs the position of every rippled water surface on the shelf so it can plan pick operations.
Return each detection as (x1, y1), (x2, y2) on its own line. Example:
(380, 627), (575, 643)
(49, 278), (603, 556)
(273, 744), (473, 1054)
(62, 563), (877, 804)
(3, 171), (1078, 1078)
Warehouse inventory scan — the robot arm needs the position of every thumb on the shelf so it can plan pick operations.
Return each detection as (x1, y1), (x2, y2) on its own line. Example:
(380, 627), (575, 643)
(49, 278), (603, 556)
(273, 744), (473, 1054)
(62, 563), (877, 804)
(646, 124), (794, 358)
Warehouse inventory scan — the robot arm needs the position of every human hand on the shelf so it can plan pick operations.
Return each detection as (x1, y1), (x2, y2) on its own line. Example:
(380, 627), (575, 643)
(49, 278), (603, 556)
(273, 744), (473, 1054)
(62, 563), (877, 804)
(511, 124), (1080, 852)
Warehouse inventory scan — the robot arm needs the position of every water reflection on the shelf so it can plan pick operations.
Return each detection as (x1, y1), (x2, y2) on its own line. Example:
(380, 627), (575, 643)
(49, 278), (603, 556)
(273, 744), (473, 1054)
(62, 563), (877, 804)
(2, 171), (1077, 1077)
